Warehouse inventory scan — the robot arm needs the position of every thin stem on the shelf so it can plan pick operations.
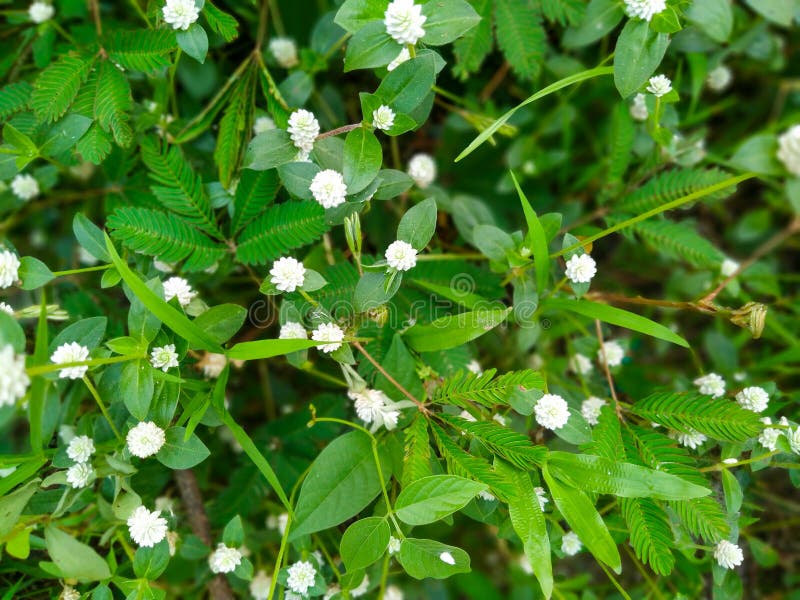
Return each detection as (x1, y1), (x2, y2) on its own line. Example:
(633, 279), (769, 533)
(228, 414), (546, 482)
(88, 0), (103, 40)
(301, 365), (348, 388)
(83, 376), (122, 441)
(52, 264), (112, 277)
(594, 320), (621, 414)
(700, 450), (779, 472)
(316, 123), (363, 140)
(115, 531), (136, 562)
(268, 512), (293, 600)
(415, 253), (485, 262)
(351, 341), (427, 414)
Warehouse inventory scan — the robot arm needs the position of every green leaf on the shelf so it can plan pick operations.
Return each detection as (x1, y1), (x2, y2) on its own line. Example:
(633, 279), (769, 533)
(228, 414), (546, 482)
(542, 297), (689, 347)
(120, 360), (155, 420)
(204, 1), (239, 41)
(452, 0), (493, 77)
(94, 60), (133, 145)
(215, 69), (255, 188)
(50, 316), (107, 352)
(223, 515), (245, 546)
(404, 308), (510, 352)
(192, 304), (247, 344)
(225, 338), (319, 360)
(432, 368), (544, 409)
(495, 0), (545, 81)
(0, 480), (39, 539)
(76, 123), (113, 164)
(73, 213), (111, 263)
(397, 198), (437, 250)
(396, 475), (487, 525)
(107, 29), (176, 72)
(511, 172), (549, 293)
(685, 0), (732, 43)
(31, 52), (95, 122)
(421, 0), (481, 46)
(45, 526), (112, 582)
(344, 21), (402, 71)
(156, 426), (211, 469)
(277, 161), (320, 199)
(398, 538), (471, 579)
(563, 0), (623, 48)
(613, 20), (670, 98)
(133, 541), (170, 580)
(744, 0), (794, 27)
(177, 23), (208, 63)
(373, 54), (437, 116)
(0, 311), (26, 354)
(354, 271), (402, 312)
(621, 497), (675, 576)
(402, 414), (433, 487)
(18, 256), (54, 290)
(0, 81), (33, 120)
(729, 134), (782, 176)
(291, 431), (390, 539)
(231, 169), (279, 234)
(631, 218), (725, 269)
(343, 127), (382, 194)
(340, 517), (390, 571)
(244, 129), (298, 170)
(721, 469), (743, 514)
(335, 0), (385, 32)
(470, 224), (514, 263)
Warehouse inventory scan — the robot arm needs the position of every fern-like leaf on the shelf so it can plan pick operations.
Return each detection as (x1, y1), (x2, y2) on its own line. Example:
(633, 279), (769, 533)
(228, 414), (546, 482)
(608, 102), (635, 183)
(495, 0), (545, 81)
(76, 123), (112, 165)
(204, 1), (239, 42)
(235, 200), (328, 265)
(452, 0), (493, 79)
(0, 82), (33, 120)
(231, 169), (280, 234)
(107, 29), (176, 72)
(403, 414), (433, 488)
(439, 413), (546, 468)
(214, 69), (255, 188)
(107, 207), (227, 272)
(432, 369), (545, 409)
(541, 0), (585, 24)
(621, 497), (675, 575)
(618, 168), (735, 214)
(95, 61), (133, 146)
(630, 218), (724, 268)
(31, 52), (95, 122)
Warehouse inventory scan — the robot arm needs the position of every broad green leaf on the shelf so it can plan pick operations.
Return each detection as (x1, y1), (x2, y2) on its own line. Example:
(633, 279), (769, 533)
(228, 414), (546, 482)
(613, 20), (670, 98)
(245, 129), (298, 171)
(0, 310), (26, 353)
(395, 475), (487, 525)
(398, 538), (471, 579)
(511, 172), (549, 293)
(721, 469), (743, 514)
(50, 316), (107, 352)
(421, 0), (481, 46)
(471, 224), (515, 263)
(340, 517), (390, 571)
(18, 256), (54, 290)
(133, 541), (170, 580)
(223, 515), (245, 547)
(0, 479), (39, 538)
(354, 270), (402, 312)
(744, 0), (794, 27)
(225, 338), (319, 360)
(335, 0), (385, 32)
(120, 360), (155, 420)
(404, 307), (511, 352)
(373, 54), (437, 116)
(397, 198), (437, 250)
(344, 21), (402, 71)
(192, 304), (247, 344)
(563, 0), (623, 48)
(45, 526), (112, 581)
(729, 134), (782, 176)
(685, 0), (732, 42)
(73, 213), (110, 262)
(156, 427), (210, 469)
(343, 127), (382, 194)
(41, 114), (93, 157)
(176, 23), (208, 63)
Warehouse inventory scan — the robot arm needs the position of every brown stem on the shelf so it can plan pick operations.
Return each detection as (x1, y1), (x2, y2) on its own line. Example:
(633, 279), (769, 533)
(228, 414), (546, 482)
(316, 123), (362, 140)
(479, 61), (510, 103)
(174, 470), (234, 600)
(256, 0), (270, 49)
(351, 341), (429, 414)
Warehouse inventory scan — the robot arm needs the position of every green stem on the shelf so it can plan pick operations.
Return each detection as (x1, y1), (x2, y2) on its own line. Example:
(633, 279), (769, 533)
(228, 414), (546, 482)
(701, 450), (779, 472)
(415, 253), (485, 262)
(83, 376), (123, 441)
(268, 512), (292, 600)
(51, 264), (112, 277)
(27, 353), (144, 377)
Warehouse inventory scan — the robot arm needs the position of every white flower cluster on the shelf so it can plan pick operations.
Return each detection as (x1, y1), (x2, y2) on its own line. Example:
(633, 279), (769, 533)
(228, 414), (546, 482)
(569, 353), (593, 375)
(758, 416), (786, 451)
(564, 253), (596, 284)
(309, 169), (347, 208)
(384, 0), (426, 45)
(720, 258), (739, 277)
(127, 421), (166, 458)
(253, 116), (275, 135)
(581, 396), (607, 426)
(735, 386), (769, 413)
(11, 174), (40, 200)
(311, 322), (345, 353)
(373, 105), (396, 131)
(561, 531), (582, 556)
(707, 65), (732, 92)
(348, 388), (403, 431)
(597, 340), (624, 367)
(388, 48), (411, 72)
(388, 535), (401, 555)
(163, 276), (197, 307)
(672, 428), (707, 450)
(128, 505), (169, 547)
(623, 0), (666, 22)
(28, 1), (54, 23)
(693, 372), (726, 398)
(209, 543), (242, 573)
(162, 0), (199, 30)
(0, 345), (30, 408)
(270, 257), (306, 292)
(646, 74), (672, 97)
(250, 570), (272, 600)
(385, 240), (418, 271)
(51, 342), (90, 380)
(200, 352), (227, 378)
(714, 540), (744, 569)
(286, 560), (317, 595)
(533, 393), (570, 430)
(150, 344), (179, 372)
(0, 302), (13, 315)
(534, 486), (548, 511)
(777, 125), (800, 176)
(66, 462), (94, 489)
(407, 153), (436, 188)
(279, 321), (308, 340)
(269, 37), (299, 69)
(630, 93), (648, 121)
(287, 109), (320, 156)
(0, 249), (21, 288)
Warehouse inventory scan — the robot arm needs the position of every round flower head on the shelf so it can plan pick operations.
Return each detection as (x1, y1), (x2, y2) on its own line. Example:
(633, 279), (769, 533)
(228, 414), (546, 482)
(0, 345), (30, 408)
(0, 302), (13, 315)
(163, 276), (197, 307)
(0, 250), (21, 289)
(51, 342), (90, 380)
(597, 340), (624, 367)
(269, 37), (299, 68)
(199, 352), (227, 378)
(310, 169), (348, 208)
(777, 125), (800, 176)
(209, 543), (242, 573)
(385, 240), (418, 271)
(270, 257), (306, 292)
(150, 344), (179, 372)
(714, 540), (744, 570)
(127, 421), (166, 458)
(287, 109), (320, 153)
(534, 486), (548, 511)
(60, 586), (80, 600)
(735, 386), (769, 413)
(569, 353), (593, 375)
(789, 427), (800, 455)
(534, 393), (570, 430)
(630, 93), (649, 121)
(279, 321), (308, 340)
(720, 258), (739, 277)
(388, 535), (401, 555)
(387, 47), (411, 72)
(564, 253), (597, 284)
(66, 462), (95, 488)
(623, 0), (666, 21)
(349, 388), (401, 431)
(439, 551), (456, 565)
(561, 531), (582, 556)
(581, 396), (607, 426)
(266, 512), (289, 535)
(162, 0), (200, 30)
(672, 428), (707, 450)
(384, 0), (427, 45)
(466, 360), (482, 374)
(128, 505), (169, 547)
(693, 373), (726, 398)
(250, 570), (272, 600)
(707, 65), (732, 92)
(312, 322), (345, 353)
(253, 116), (276, 135)
(67, 434), (95, 463)
(383, 585), (404, 600)
(373, 105), (396, 131)
(758, 418), (782, 451)
(646, 74), (672, 97)
(28, 1), (54, 23)
(407, 153), (436, 188)
(287, 560), (317, 595)
(11, 174), (40, 200)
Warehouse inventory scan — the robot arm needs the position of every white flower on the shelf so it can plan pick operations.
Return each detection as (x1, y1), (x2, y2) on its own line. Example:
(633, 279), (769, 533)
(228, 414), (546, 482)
(66, 462), (94, 488)
(0, 302), (13, 315)
(311, 322), (345, 353)
(163, 276), (196, 307)
(630, 93), (649, 121)
(707, 65), (732, 92)
(200, 352), (227, 378)
(126, 421), (166, 458)
(459, 409), (477, 422)
(28, 1), (54, 23)
(153, 259), (174, 273)
(323, 584), (341, 600)
(270, 257), (306, 292)
(383, 585), (403, 600)
(209, 543), (242, 573)
(11, 174), (40, 200)
(561, 531), (582, 556)
(720, 258), (739, 277)
(564, 253), (597, 284)
(568, 353), (593, 375)
(266, 512), (289, 535)
(735, 386), (769, 413)
(439, 551), (456, 565)
(351, 574), (369, 597)
(581, 396), (607, 426)
(758, 418), (782, 451)
(387, 47), (411, 71)
(287, 109), (320, 153)
(67, 435), (95, 463)
(279, 321), (308, 340)
(384, 0), (426, 45)
(517, 554), (534, 574)
(478, 490), (496, 501)
(777, 125), (800, 176)
(714, 540), (744, 570)
(155, 113), (175, 138)
(466, 359), (482, 374)
(623, 0), (666, 22)
(162, 0), (199, 30)
(287, 560), (317, 595)
(533, 394), (570, 430)
(0, 345), (30, 408)
(373, 105), (396, 131)
(269, 37), (299, 68)
(694, 373), (726, 398)
(309, 169), (347, 208)
(597, 340), (624, 367)
(407, 153), (436, 188)
(388, 535), (401, 555)
(534, 486), (549, 511)
(60, 586), (79, 600)
(253, 116), (276, 135)
(0, 250), (21, 288)
(155, 496), (176, 515)
(492, 413), (507, 426)
(127, 506), (168, 547)
(789, 427), (800, 455)
(672, 428), (707, 450)
(646, 74), (672, 97)
(349, 388), (401, 431)
(51, 342), (90, 380)
(150, 344), (179, 372)
(250, 570), (272, 600)
(385, 240), (418, 271)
